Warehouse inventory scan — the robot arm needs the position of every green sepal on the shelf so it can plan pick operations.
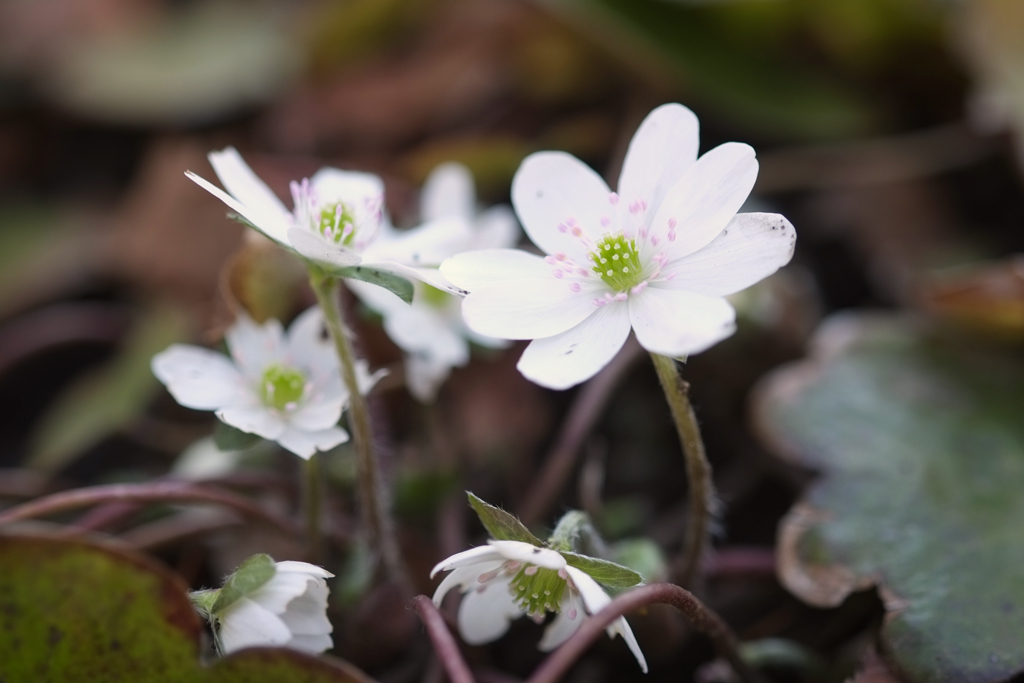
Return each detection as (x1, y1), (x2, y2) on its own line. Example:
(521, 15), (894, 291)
(211, 554), (276, 614)
(228, 212), (259, 231)
(338, 265), (415, 304)
(214, 421), (262, 451)
(467, 492), (544, 546)
(189, 588), (219, 621)
(560, 551), (642, 588)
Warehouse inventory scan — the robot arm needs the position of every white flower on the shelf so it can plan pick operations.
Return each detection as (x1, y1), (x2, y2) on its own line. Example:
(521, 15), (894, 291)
(217, 560), (334, 654)
(431, 540), (647, 672)
(440, 103), (797, 389)
(152, 306), (383, 459)
(185, 147), (468, 293)
(350, 162), (518, 402)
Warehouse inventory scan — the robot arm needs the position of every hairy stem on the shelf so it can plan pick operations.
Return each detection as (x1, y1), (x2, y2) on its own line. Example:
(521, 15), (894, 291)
(650, 353), (716, 589)
(526, 583), (764, 683)
(309, 273), (406, 586)
(412, 596), (476, 683)
(302, 453), (323, 563)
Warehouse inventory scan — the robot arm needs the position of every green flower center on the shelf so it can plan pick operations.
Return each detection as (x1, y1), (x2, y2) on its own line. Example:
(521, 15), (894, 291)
(318, 201), (357, 245)
(259, 364), (306, 410)
(509, 566), (567, 617)
(589, 232), (644, 292)
(421, 284), (451, 309)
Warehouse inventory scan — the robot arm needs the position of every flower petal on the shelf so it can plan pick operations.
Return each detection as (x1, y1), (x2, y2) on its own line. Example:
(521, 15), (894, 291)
(288, 633), (334, 653)
(227, 315), (286, 381)
(474, 205), (520, 250)
(516, 301), (631, 390)
(406, 354), (453, 403)
(565, 566), (611, 615)
(657, 212), (796, 296)
(489, 540), (566, 570)
(432, 560), (505, 606)
(286, 306), (339, 382)
(218, 597), (292, 653)
(607, 614), (648, 674)
(287, 228), (364, 269)
(309, 168), (384, 207)
(275, 426), (348, 459)
(443, 250), (600, 340)
(363, 217), (473, 267)
(186, 171), (289, 245)
(617, 103), (700, 215)
(275, 561), (333, 578)
(512, 152), (613, 263)
(247, 572), (315, 615)
(422, 162), (475, 222)
(538, 591), (584, 651)
(279, 584), (332, 635)
(457, 575), (523, 645)
(286, 395), (344, 432)
(431, 545), (504, 578)
(649, 142), (758, 261)
(207, 147), (293, 244)
(628, 286), (736, 358)
(152, 345), (247, 410)
(216, 406), (286, 441)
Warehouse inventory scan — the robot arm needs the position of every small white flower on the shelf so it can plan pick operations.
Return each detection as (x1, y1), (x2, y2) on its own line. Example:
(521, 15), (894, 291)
(440, 103), (797, 389)
(217, 560), (334, 654)
(185, 147), (468, 294)
(152, 306), (383, 459)
(431, 540), (647, 672)
(350, 163), (518, 402)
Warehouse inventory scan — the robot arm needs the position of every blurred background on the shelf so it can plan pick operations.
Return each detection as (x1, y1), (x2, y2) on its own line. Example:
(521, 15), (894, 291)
(1, 0), (1023, 680)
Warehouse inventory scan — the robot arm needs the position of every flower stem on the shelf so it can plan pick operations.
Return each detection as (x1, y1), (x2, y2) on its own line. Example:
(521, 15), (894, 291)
(309, 272), (407, 587)
(302, 453), (323, 563)
(525, 583), (766, 683)
(650, 353), (716, 589)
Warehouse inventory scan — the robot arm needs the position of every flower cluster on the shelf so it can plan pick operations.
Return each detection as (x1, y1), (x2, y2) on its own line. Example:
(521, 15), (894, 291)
(432, 539), (647, 672)
(152, 306), (383, 459)
(441, 103), (796, 389)
(192, 555), (334, 655)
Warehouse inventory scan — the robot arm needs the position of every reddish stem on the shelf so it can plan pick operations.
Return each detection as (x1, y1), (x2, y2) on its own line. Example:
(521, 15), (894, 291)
(525, 583), (764, 683)
(412, 595), (476, 683)
(0, 481), (299, 537)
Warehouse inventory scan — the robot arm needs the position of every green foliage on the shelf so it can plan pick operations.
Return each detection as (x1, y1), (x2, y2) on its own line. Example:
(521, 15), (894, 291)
(29, 305), (187, 473)
(560, 551), (642, 589)
(756, 313), (1024, 683)
(0, 535), (372, 682)
(211, 554), (276, 615)
(466, 492), (544, 546)
(338, 266), (415, 304)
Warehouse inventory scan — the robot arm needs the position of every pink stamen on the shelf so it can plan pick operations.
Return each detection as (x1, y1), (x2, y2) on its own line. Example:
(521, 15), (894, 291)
(600, 216), (611, 227)
(569, 282), (581, 293)
(668, 231), (677, 242)
(567, 607), (578, 620)
(651, 236), (660, 246)
(545, 255), (556, 265)
(558, 568), (568, 579)
(593, 298), (606, 307)
(631, 281), (649, 295)
(609, 192), (619, 205)
(555, 252), (567, 261)
(571, 226), (583, 237)
(576, 268), (589, 277)
(553, 270), (563, 279)
(668, 218), (677, 229)
(613, 292), (628, 301)
(558, 223), (568, 233)
(629, 200), (642, 215)
(524, 566), (538, 576)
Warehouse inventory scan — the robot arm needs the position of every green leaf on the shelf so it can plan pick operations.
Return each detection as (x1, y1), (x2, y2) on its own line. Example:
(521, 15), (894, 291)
(466, 492), (544, 546)
(213, 421), (263, 451)
(755, 313), (1024, 683)
(0, 534), (375, 682)
(610, 538), (668, 584)
(559, 551), (642, 588)
(339, 266), (415, 304)
(211, 554), (276, 614)
(28, 305), (187, 473)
